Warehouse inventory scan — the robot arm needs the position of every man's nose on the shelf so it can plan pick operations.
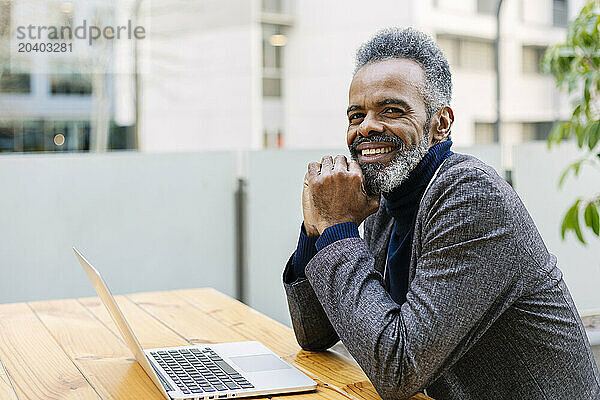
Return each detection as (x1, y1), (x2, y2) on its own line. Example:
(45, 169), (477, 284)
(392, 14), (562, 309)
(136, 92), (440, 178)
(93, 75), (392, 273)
(357, 112), (384, 138)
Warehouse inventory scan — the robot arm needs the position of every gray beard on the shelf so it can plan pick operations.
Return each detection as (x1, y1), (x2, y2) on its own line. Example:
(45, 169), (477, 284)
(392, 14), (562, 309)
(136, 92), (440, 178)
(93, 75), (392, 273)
(349, 133), (429, 196)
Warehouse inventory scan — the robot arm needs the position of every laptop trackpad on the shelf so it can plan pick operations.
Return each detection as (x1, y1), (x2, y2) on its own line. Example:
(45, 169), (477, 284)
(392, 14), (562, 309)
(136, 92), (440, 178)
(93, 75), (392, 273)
(229, 354), (292, 373)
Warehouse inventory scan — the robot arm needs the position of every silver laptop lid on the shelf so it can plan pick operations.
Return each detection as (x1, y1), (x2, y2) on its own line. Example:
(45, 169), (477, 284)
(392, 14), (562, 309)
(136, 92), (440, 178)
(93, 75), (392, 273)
(73, 247), (171, 399)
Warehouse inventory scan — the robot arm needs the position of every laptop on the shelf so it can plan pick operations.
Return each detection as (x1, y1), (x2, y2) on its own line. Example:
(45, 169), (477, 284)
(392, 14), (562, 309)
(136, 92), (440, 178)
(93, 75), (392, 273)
(73, 248), (317, 400)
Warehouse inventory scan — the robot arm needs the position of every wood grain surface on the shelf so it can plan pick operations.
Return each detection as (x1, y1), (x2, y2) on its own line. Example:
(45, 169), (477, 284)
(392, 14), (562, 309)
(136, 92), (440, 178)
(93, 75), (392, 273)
(0, 289), (433, 400)
(29, 299), (165, 400)
(0, 302), (100, 400)
(0, 355), (18, 400)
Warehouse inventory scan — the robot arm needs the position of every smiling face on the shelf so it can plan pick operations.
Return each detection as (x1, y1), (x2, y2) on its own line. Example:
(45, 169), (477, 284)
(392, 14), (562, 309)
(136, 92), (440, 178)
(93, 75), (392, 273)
(347, 58), (433, 195)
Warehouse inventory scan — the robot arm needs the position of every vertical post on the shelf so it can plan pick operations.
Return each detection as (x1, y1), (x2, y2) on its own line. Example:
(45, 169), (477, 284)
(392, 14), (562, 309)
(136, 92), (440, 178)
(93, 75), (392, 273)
(494, 0), (504, 144)
(234, 178), (247, 302)
(133, 0), (142, 150)
(495, 0), (513, 184)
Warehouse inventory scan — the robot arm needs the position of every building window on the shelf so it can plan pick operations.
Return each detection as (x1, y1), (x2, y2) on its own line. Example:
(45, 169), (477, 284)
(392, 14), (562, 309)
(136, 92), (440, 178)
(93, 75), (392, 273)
(0, 120), (94, 152)
(522, 45), (547, 74)
(0, 124), (15, 152)
(477, 0), (497, 15)
(522, 122), (553, 141)
(0, 69), (31, 93)
(22, 121), (44, 152)
(474, 122), (496, 143)
(262, 23), (286, 146)
(1, 58), (31, 93)
(262, 0), (285, 13)
(44, 121), (71, 151)
(262, 24), (284, 98)
(50, 73), (92, 95)
(108, 122), (135, 150)
(262, 24), (284, 72)
(262, 77), (281, 97)
(263, 131), (283, 148)
(437, 35), (494, 71)
(553, 0), (568, 27)
(462, 39), (494, 70)
(437, 35), (460, 66)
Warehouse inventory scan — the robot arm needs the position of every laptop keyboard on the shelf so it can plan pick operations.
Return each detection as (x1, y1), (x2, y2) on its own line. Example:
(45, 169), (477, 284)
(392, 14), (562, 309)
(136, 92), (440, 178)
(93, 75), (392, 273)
(150, 348), (254, 396)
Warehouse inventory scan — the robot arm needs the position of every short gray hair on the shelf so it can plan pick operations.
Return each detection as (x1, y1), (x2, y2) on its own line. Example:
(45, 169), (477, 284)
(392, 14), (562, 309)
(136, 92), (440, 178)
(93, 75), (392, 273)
(354, 27), (452, 119)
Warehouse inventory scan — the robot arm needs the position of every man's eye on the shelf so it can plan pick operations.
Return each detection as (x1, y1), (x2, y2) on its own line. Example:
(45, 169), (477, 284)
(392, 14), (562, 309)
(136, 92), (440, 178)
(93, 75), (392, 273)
(349, 113), (365, 121)
(383, 107), (403, 114)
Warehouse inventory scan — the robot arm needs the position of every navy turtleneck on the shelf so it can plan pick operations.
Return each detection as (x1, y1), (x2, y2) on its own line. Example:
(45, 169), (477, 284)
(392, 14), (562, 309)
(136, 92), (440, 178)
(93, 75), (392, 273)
(284, 141), (454, 294)
(384, 140), (453, 304)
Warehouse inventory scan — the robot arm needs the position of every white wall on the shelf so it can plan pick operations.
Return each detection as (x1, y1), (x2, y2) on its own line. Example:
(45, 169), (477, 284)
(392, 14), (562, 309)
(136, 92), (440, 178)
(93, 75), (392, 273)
(0, 151), (237, 303)
(245, 148), (347, 325)
(513, 142), (600, 315)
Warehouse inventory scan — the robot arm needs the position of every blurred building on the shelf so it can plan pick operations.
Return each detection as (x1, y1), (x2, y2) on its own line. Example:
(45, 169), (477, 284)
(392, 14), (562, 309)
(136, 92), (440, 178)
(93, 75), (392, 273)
(1, 0), (587, 169)
(139, 0), (584, 168)
(0, 0), (136, 153)
(429, 0), (582, 168)
(282, 0), (584, 170)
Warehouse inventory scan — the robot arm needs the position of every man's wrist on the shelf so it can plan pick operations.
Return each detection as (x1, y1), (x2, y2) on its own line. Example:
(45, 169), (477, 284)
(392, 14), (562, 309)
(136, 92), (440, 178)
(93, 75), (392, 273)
(315, 221), (360, 251)
(316, 219), (356, 235)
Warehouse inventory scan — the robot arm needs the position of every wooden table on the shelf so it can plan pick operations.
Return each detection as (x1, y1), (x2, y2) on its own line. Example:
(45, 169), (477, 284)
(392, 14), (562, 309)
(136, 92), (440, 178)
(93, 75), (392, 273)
(0, 288), (432, 400)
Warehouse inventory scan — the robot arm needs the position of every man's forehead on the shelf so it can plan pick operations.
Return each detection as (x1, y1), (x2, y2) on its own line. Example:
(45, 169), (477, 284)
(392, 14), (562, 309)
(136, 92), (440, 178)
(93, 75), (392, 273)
(349, 58), (424, 102)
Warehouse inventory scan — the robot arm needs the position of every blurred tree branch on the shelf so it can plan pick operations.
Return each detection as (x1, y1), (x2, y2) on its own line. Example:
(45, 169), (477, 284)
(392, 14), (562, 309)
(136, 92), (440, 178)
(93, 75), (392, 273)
(543, 0), (600, 244)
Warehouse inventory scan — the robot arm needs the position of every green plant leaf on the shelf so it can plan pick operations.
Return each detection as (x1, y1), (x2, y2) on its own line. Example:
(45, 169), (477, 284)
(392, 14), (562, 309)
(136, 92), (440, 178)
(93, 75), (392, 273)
(558, 159), (586, 187)
(584, 202), (600, 235)
(584, 202), (593, 226)
(578, 124), (586, 147)
(564, 200), (586, 244)
(558, 165), (573, 188)
(561, 210), (570, 239)
(570, 123), (580, 141)
(550, 2), (600, 243)
(548, 121), (568, 148)
(588, 120), (600, 150)
(573, 206), (586, 244)
(573, 103), (583, 118)
(584, 76), (591, 105)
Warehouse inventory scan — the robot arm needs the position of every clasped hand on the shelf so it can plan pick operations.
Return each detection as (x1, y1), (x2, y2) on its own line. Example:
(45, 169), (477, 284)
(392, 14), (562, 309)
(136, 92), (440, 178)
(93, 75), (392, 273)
(302, 155), (380, 237)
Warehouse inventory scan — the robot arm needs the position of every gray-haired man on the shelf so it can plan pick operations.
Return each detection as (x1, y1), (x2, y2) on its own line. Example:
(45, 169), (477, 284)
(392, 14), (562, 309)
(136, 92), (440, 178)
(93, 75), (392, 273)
(282, 28), (600, 399)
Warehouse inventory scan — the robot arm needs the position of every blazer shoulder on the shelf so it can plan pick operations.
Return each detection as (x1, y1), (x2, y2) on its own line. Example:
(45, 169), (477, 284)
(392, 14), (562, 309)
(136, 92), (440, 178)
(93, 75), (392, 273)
(420, 153), (520, 225)
(430, 153), (509, 194)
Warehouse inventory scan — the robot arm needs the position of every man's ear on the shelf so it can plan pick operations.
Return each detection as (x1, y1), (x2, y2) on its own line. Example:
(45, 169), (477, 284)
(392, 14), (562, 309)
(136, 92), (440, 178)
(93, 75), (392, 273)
(429, 106), (454, 145)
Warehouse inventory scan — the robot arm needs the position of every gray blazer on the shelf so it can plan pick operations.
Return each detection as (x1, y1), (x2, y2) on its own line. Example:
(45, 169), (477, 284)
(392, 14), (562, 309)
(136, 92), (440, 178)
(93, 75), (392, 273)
(283, 154), (600, 400)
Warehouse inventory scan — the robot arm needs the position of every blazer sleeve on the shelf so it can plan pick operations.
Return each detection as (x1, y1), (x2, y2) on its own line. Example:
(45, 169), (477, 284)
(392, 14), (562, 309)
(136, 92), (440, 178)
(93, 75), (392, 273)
(303, 166), (526, 399)
(283, 253), (340, 351)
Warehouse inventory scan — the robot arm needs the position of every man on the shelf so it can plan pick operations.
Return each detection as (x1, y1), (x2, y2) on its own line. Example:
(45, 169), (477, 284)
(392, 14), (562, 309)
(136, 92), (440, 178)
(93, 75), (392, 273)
(282, 28), (600, 400)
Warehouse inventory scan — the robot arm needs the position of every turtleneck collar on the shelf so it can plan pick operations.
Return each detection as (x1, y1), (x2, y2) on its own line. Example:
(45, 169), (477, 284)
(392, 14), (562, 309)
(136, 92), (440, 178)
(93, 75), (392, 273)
(383, 140), (453, 220)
